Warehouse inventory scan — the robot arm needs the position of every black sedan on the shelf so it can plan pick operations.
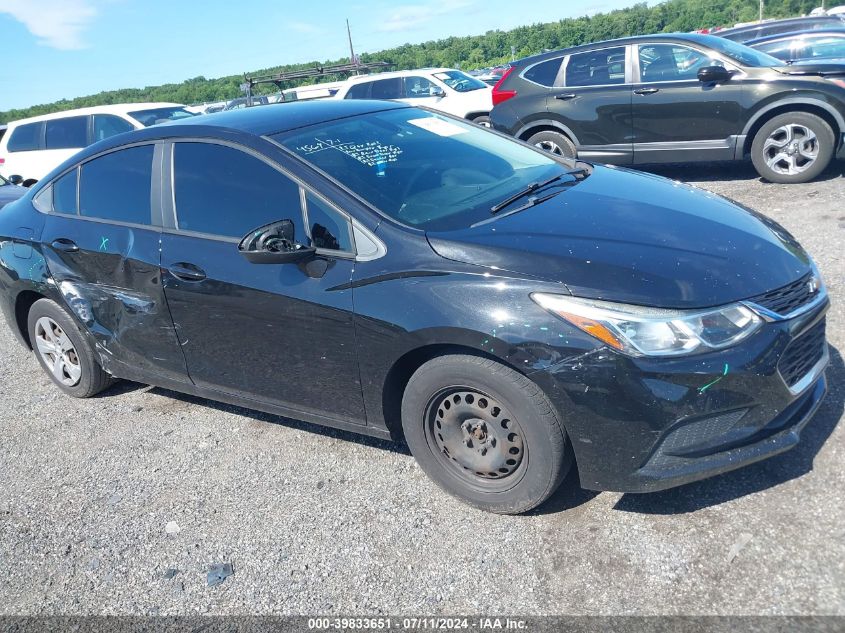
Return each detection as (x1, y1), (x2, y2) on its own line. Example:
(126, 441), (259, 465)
(490, 33), (845, 183)
(0, 101), (829, 513)
(746, 29), (845, 63)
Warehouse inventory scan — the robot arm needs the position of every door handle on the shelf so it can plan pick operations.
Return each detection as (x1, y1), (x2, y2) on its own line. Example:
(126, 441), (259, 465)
(167, 262), (207, 282)
(554, 93), (577, 100)
(634, 87), (660, 95)
(50, 238), (79, 253)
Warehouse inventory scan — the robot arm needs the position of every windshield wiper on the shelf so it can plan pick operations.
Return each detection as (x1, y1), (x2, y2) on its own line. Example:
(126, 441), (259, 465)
(490, 167), (589, 214)
(473, 190), (564, 227)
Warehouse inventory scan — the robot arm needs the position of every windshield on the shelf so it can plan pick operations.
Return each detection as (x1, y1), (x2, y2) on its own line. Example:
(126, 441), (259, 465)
(276, 109), (579, 231)
(431, 70), (488, 92)
(128, 106), (195, 127)
(703, 37), (782, 67)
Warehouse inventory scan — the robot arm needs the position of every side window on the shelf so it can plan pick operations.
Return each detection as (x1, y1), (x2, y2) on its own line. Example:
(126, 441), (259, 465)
(7, 122), (42, 152)
(524, 58), (564, 87)
(565, 47), (627, 87)
(305, 192), (353, 252)
(93, 115), (135, 142)
(173, 142), (304, 240)
(53, 169), (78, 215)
(345, 82), (372, 99)
(370, 78), (403, 99)
(79, 145), (154, 225)
(45, 116), (88, 150)
(638, 44), (717, 82)
(403, 76), (437, 98)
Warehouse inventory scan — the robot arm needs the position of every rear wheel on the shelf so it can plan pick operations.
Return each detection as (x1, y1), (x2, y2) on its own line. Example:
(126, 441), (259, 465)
(526, 129), (576, 158)
(751, 112), (834, 184)
(27, 298), (112, 398)
(401, 354), (571, 514)
(471, 114), (492, 128)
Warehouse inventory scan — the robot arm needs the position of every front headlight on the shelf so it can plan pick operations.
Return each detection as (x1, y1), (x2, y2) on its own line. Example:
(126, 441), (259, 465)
(531, 294), (763, 357)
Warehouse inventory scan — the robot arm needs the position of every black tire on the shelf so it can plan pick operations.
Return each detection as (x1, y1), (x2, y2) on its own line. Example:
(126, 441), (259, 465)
(750, 112), (834, 184)
(472, 114), (492, 128)
(27, 298), (112, 398)
(401, 354), (572, 514)
(526, 129), (576, 158)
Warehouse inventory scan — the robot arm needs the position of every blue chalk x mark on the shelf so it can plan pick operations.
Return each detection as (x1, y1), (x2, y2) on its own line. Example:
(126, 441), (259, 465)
(99, 237), (109, 252)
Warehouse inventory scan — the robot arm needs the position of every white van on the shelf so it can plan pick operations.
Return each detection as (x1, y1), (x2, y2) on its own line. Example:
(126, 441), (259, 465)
(334, 69), (493, 126)
(0, 103), (194, 185)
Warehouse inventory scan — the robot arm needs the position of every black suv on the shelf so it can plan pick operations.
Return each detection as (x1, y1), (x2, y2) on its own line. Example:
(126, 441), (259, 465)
(490, 33), (845, 183)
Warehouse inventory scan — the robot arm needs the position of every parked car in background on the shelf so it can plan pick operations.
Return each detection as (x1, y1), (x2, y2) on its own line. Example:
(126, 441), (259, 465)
(490, 33), (845, 183)
(746, 29), (845, 63)
(0, 101), (829, 513)
(0, 103), (194, 186)
(0, 173), (26, 209)
(284, 81), (346, 102)
(335, 68), (493, 126)
(222, 95), (270, 111)
(717, 15), (845, 43)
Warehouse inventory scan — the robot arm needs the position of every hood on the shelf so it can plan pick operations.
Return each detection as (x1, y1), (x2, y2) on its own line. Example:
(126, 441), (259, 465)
(773, 63), (845, 75)
(0, 184), (27, 209)
(426, 165), (812, 309)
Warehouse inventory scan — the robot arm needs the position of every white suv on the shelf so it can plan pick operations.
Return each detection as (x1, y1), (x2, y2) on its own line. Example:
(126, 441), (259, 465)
(334, 69), (493, 125)
(0, 103), (194, 186)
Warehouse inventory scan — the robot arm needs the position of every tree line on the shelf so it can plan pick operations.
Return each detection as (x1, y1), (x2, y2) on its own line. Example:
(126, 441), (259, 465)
(0, 0), (819, 124)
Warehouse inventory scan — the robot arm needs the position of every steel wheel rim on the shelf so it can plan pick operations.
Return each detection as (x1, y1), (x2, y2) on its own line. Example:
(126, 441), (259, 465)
(763, 124), (819, 175)
(34, 316), (81, 387)
(425, 387), (527, 491)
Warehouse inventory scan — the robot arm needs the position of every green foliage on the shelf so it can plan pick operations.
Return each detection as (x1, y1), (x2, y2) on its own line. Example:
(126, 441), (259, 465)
(0, 0), (819, 124)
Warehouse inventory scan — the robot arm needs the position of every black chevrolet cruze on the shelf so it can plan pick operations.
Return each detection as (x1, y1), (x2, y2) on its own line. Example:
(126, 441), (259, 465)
(0, 101), (829, 513)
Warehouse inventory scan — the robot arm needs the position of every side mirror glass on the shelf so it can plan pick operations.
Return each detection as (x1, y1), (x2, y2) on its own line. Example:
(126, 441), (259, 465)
(430, 87), (446, 98)
(8, 175), (23, 186)
(238, 219), (316, 264)
(698, 66), (732, 84)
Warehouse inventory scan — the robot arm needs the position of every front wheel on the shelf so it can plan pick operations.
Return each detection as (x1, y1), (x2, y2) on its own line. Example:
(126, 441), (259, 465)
(401, 354), (572, 514)
(750, 112), (834, 184)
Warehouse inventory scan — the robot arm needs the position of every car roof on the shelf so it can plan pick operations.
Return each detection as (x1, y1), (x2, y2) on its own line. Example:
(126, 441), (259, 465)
(344, 68), (456, 83)
(513, 33), (728, 66)
(6, 103), (186, 127)
(745, 28), (845, 45)
(718, 15), (844, 36)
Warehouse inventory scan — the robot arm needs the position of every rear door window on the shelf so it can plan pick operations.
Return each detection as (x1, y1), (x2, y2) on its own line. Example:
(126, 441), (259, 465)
(565, 47), (627, 87)
(7, 122), (42, 152)
(345, 82), (372, 99)
(93, 115), (135, 142)
(45, 116), (89, 150)
(370, 78), (403, 99)
(79, 145), (154, 225)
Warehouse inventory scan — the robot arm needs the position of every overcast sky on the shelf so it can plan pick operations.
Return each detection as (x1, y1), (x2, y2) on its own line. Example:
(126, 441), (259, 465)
(0, 0), (650, 111)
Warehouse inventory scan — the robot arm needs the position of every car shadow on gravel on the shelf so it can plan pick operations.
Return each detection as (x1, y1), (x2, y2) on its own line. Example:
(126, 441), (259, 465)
(612, 345), (844, 516)
(639, 160), (845, 184)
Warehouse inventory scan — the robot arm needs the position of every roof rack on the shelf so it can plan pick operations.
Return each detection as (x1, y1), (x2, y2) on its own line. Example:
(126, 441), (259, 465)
(243, 61), (394, 94)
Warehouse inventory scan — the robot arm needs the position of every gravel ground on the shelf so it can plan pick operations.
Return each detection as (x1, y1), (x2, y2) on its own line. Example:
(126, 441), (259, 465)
(0, 161), (843, 616)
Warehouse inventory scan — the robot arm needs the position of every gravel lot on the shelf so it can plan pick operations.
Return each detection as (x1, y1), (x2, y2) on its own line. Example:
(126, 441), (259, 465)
(0, 160), (843, 616)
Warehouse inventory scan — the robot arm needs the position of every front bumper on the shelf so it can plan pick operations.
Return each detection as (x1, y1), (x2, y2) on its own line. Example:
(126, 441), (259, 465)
(530, 297), (830, 493)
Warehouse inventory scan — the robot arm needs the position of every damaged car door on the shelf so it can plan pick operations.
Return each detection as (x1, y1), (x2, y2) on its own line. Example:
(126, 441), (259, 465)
(39, 143), (189, 383)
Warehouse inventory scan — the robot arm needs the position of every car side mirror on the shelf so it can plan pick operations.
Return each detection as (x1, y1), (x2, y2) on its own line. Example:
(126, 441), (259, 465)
(238, 219), (316, 264)
(8, 175), (23, 186)
(430, 87), (446, 98)
(698, 66), (732, 83)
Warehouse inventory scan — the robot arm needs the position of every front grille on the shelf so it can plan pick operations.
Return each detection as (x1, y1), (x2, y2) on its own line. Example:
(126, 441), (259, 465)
(749, 273), (817, 316)
(778, 320), (827, 388)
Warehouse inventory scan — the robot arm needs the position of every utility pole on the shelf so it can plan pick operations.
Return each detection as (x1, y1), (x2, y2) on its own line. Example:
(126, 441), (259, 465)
(759, 0), (764, 21)
(347, 19), (357, 66)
